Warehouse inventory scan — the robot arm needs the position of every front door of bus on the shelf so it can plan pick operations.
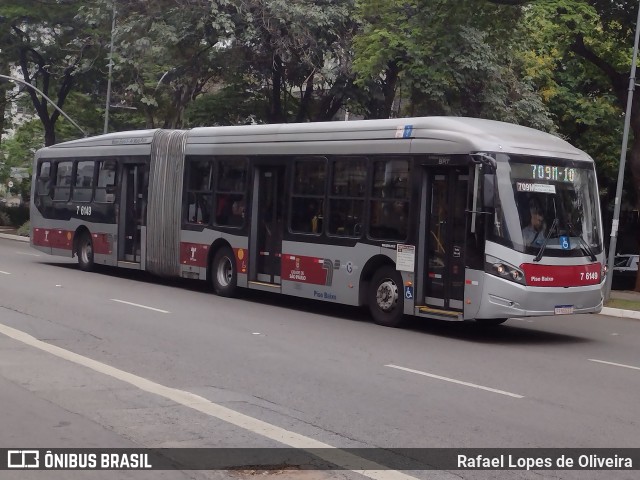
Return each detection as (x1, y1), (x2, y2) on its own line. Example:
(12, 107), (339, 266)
(254, 166), (285, 284)
(119, 163), (146, 263)
(424, 169), (468, 311)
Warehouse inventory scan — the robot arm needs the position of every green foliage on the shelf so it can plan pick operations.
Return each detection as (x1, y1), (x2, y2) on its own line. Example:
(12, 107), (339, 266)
(0, 0), (103, 144)
(0, 120), (43, 182)
(352, 0), (553, 127)
(0, 205), (28, 226)
(0, 210), (9, 227)
(17, 220), (30, 237)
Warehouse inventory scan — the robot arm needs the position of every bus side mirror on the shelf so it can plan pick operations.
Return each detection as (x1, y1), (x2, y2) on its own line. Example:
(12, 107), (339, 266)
(483, 174), (495, 208)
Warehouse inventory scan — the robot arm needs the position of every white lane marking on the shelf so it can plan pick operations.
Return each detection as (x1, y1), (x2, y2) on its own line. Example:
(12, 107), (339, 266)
(0, 271), (11, 275)
(385, 364), (524, 399)
(0, 323), (418, 480)
(110, 299), (169, 314)
(510, 318), (533, 323)
(15, 251), (41, 257)
(589, 359), (640, 371)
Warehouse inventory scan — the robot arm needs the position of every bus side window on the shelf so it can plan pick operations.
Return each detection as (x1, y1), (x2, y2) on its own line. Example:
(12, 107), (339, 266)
(214, 157), (247, 228)
(53, 161), (73, 201)
(185, 158), (213, 225)
(72, 161), (95, 202)
(36, 161), (52, 196)
(290, 157), (326, 234)
(95, 160), (117, 203)
(328, 157), (366, 237)
(369, 158), (411, 240)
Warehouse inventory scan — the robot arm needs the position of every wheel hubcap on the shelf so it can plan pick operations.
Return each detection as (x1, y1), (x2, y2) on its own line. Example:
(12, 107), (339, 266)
(376, 279), (398, 312)
(217, 256), (233, 286)
(81, 240), (92, 263)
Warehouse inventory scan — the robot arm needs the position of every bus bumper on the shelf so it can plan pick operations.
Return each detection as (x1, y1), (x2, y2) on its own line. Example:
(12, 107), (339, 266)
(473, 274), (604, 319)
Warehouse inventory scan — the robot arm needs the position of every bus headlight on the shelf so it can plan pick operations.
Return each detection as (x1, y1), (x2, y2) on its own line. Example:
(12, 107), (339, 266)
(485, 255), (526, 285)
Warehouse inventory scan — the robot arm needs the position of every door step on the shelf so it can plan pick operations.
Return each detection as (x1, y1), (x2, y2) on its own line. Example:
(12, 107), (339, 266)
(248, 281), (281, 293)
(415, 306), (463, 321)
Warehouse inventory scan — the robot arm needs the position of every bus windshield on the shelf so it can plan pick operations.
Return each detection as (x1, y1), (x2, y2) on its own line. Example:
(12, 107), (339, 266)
(489, 154), (603, 257)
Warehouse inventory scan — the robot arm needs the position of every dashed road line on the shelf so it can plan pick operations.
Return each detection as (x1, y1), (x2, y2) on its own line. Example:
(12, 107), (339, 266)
(385, 364), (524, 399)
(110, 299), (170, 314)
(589, 359), (640, 371)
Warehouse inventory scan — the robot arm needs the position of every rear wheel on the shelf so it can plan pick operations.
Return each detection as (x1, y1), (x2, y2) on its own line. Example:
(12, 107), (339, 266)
(77, 232), (94, 271)
(368, 265), (405, 327)
(211, 246), (237, 297)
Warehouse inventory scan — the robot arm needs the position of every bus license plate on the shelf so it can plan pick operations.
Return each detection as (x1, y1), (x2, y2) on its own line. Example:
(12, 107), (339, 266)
(554, 305), (574, 315)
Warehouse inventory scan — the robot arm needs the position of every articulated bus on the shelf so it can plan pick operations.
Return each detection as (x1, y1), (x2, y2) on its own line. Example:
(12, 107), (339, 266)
(30, 117), (605, 327)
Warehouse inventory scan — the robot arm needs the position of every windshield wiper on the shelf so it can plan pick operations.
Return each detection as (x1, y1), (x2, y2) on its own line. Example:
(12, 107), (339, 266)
(534, 218), (558, 262)
(577, 237), (597, 262)
(566, 224), (597, 262)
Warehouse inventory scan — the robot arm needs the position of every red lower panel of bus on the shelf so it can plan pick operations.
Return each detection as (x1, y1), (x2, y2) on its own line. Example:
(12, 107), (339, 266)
(33, 228), (72, 250)
(520, 262), (601, 287)
(180, 242), (210, 267)
(32, 228), (111, 254)
(179, 243), (247, 274)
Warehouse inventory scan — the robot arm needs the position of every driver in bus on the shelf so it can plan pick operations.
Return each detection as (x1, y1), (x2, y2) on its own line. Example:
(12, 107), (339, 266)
(522, 198), (546, 247)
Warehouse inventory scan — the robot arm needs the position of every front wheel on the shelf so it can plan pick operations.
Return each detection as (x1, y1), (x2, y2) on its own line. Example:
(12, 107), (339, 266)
(77, 232), (94, 271)
(211, 246), (237, 297)
(368, 265), (405, 327)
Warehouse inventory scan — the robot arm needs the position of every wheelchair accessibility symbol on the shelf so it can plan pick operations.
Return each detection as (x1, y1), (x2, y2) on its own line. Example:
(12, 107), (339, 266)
(559, 235), (570, 250)
(404, 286), (413, 299)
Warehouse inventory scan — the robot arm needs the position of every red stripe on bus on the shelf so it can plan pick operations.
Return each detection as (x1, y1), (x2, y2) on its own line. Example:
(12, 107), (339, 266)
(520, 262), (601, 287)
(36, 229), (73, 250)
(180, 242), (210, 268)
(91, 233), (112, 255)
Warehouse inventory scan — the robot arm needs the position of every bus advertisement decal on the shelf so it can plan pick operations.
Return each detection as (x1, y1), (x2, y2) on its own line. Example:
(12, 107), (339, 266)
(282, 255), (333, 286)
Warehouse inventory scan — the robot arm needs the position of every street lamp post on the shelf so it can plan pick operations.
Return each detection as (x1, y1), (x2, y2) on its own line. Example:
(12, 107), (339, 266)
(604, 0), (640, 300)
(104, 1), (117, 134)
(0, 74), (86, 138)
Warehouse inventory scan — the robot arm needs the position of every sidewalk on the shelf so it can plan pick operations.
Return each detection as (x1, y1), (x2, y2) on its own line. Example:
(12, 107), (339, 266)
(0, 228), (28, 242)
(0, 229), (638, 319)
(602, 290), (640, 320)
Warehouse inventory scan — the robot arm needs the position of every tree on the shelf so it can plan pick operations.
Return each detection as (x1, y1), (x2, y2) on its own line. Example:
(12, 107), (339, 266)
(352, 0), (553, 128)
(80, 0), (240, 129)
(0, 0), (100, 145)
(230, 0), (358, 123)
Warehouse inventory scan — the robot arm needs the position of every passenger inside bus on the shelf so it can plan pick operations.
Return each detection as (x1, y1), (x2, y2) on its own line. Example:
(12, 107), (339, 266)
(522, 197), (547, 247)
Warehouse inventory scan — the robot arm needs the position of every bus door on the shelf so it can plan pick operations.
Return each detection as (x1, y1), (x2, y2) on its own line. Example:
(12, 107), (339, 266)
(252, 166), (285, 284)
(423, 168), (468, 311)
(118, 163), (147, 263)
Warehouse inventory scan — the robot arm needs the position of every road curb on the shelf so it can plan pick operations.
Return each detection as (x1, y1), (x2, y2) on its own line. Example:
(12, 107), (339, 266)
(0, 233), (29, 242)
(600, 306), (640, 320)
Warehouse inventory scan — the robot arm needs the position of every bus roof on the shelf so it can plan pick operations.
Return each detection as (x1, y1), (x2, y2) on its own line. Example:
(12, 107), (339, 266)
(37, 117), (589, 160)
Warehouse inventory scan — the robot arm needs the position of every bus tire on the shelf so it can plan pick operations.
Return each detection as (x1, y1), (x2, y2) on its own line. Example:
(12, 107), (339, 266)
(77, 232), (95, 271)
(368, 265), (405, 327)
(476, 318), (508, 326)
(211, 246), (237, 297)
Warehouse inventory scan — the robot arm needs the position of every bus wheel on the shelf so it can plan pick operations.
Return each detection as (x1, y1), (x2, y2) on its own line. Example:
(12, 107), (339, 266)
(476, 318), (508, 326)
(77, 232), (94, 271)
(368, 266), (405, 327)
(211, 246), (237, 297)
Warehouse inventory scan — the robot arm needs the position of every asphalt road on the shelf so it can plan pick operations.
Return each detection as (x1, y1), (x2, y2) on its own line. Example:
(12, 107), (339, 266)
(0, 237), (638, 480)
